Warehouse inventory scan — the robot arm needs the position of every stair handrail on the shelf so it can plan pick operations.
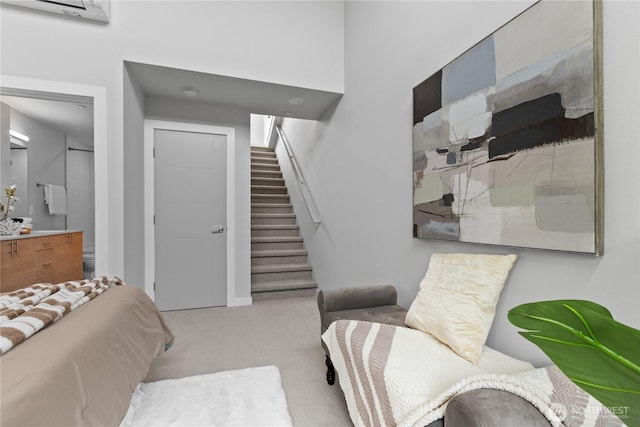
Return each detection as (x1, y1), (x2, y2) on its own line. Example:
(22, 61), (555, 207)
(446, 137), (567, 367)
(275, 125), (321, 225)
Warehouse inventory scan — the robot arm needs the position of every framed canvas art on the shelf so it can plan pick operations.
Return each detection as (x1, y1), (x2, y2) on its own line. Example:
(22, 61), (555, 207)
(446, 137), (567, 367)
(412, 0), (603, 255)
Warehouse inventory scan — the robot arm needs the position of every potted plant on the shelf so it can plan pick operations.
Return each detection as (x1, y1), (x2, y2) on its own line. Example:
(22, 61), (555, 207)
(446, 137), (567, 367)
(0, 185), (22, 236)
(509, 300), (640, 424)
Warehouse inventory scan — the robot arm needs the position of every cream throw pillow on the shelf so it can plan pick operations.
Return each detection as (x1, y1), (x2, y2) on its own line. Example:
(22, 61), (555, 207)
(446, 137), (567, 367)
(405, 253), (517, 364)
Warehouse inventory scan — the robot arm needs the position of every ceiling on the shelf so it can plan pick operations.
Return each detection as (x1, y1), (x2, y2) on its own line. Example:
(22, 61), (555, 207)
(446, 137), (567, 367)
(1, 95), (95, 146)
(125, 61), (343, 120)
(1, 62), (343, 147)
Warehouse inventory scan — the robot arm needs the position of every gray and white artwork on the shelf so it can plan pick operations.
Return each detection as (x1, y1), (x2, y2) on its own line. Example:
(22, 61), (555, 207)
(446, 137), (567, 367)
(412, 1), (602, 254)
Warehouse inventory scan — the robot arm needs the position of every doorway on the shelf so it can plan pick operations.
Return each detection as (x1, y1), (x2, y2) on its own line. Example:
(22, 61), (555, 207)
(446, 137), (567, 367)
(144, 120), (236, 309)
(0, 75), (108, 276)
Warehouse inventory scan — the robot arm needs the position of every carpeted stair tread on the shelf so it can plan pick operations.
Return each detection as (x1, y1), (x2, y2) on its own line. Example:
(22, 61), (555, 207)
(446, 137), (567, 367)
(251, 206), (293, 215)
(251, 159), (278, 165)
(251, 236), (304, 243)
(251, 193), (290, 200)
(251, 213), (297, 219)
(251, 177), (285, 185)
(252, 184), (286, 189)
(251, 263), (312, 274)
(251, 170), (283, 178)
(251, 185), (288, 195)
(251, 203), (293, 209)
(250, 146), (273, 152)
(251, 163), (280, 171)
(251, 249), (308, 258)
(251, 159), (277, 165)
(252, 279), (318, 293)
(252, 224), (299, 230)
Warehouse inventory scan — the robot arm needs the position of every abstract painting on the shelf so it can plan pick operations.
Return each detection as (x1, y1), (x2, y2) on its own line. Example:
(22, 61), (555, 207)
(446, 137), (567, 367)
(412, 0), (603, 254)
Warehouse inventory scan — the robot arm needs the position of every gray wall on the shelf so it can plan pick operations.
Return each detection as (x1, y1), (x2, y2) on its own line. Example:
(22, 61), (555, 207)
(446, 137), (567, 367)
(0, 103), (10, 192)
(123, 65), (147, 290)
(66, 136), (95, 251)
(278, 1), (640, 367)
(8, 107), (67, 230)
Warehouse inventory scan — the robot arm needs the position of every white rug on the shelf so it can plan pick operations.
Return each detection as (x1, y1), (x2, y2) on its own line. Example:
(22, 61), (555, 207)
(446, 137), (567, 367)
(120, 365), (293, 427)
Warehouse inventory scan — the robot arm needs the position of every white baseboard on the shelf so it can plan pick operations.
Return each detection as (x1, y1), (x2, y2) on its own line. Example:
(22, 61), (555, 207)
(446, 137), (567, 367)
(228, 296), (253, 307)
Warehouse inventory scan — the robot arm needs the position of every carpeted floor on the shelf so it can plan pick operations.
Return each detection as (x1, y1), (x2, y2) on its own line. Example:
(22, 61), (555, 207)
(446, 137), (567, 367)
(146, 295), (352, 426)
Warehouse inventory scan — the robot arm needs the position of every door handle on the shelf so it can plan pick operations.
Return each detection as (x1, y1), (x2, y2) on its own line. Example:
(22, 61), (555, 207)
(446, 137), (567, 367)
(211, 225), (225, 234)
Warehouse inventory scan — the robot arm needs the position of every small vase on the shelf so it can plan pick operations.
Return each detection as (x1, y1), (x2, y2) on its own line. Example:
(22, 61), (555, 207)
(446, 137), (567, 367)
(0, 219), (22, 236)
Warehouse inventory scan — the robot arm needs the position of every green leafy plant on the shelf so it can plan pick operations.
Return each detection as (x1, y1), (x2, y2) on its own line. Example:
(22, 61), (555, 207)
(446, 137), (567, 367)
(508, 300), (640, 425)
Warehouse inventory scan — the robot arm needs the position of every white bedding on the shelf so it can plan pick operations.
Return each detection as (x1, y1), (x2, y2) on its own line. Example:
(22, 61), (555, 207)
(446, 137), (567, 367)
(322, 319), (534, 427)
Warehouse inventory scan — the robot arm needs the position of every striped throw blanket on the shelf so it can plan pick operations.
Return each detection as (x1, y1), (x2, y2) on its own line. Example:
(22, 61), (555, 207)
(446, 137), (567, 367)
(322, 320), (626, 427)
(322, 319), (533, 426)
(0, 276), (124, 355)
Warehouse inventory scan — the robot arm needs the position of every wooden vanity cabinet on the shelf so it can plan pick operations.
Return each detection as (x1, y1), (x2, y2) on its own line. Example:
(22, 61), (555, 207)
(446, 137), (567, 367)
(1, 239), (35, 291)
(54, 232), (83, 284)
(0, 232), (83, 293)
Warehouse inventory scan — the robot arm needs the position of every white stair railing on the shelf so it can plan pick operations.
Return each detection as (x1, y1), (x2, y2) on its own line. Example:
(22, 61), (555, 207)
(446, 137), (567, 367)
(275, 125), (321, 225)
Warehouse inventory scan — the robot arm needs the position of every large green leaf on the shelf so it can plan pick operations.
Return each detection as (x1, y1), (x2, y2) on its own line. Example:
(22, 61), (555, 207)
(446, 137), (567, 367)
(508, 300), (640, 425)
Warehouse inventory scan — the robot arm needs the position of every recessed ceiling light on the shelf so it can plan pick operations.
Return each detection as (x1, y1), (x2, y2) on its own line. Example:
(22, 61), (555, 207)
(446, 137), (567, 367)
(182, 86), (199, 97)
(287, 97), (303, 105)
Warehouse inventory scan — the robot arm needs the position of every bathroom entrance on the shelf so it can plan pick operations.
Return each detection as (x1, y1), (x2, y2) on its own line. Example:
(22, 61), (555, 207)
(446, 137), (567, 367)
(152, 127), (228, 311)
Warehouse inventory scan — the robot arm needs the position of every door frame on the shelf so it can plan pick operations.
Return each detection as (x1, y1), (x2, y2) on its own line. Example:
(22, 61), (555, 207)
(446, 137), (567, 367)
(144, 120), (236, 307)
(1, 75), (109, 276)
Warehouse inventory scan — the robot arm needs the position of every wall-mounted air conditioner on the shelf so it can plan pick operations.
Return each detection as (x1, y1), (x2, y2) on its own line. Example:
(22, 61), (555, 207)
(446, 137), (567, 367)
(2, 0), (110, 23)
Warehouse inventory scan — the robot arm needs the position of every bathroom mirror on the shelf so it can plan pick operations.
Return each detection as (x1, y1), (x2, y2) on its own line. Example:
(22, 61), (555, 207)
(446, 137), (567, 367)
(1, 95), (94, 239)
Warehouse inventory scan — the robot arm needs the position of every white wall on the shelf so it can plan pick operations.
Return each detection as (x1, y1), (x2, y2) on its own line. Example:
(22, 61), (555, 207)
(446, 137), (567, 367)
(250, 114), (265, 147)
(4, 1), (637, 365)
(0, 0), (344, 279)
(281, 1), (640, 366)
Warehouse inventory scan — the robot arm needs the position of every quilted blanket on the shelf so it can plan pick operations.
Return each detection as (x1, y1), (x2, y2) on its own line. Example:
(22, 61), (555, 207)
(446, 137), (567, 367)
(322, 320), (627, 427)
(0, 275), (124, 354)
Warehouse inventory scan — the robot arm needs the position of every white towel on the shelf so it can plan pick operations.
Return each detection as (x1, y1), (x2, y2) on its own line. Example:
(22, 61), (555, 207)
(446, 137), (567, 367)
(44, 184), (67, 215)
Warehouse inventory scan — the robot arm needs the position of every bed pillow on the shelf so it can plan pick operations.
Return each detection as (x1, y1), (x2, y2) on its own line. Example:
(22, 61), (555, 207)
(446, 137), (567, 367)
(405, 252), (517, 364)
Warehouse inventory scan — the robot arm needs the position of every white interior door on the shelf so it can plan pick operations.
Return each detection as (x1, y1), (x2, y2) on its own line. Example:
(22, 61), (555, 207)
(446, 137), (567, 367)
(154, 129), (227, 311)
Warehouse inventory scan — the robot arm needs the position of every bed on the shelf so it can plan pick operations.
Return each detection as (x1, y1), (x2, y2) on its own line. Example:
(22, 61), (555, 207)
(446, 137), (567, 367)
(0, 277), (174, 427)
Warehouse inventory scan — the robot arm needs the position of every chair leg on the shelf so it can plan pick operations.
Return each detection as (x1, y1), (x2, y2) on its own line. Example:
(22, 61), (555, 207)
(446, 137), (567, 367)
(325, 355), (336, 385)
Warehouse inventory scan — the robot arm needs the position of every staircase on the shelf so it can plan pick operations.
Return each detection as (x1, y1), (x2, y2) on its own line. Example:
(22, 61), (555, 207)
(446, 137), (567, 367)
(251, 146), (318, 300)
